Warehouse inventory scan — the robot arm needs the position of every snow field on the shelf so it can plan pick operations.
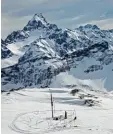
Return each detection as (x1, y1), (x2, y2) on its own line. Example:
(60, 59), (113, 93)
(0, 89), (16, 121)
(1, 87), (113, 134)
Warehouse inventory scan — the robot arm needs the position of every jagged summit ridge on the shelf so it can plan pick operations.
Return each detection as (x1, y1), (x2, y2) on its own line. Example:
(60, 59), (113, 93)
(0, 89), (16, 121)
(78, 24), (100, 30)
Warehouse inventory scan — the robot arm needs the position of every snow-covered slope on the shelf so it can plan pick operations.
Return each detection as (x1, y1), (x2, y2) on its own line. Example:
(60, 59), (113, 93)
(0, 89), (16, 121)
(1, 14), (113, 91)
(1, 39), (13, 59)
(50, 72), (106, 91)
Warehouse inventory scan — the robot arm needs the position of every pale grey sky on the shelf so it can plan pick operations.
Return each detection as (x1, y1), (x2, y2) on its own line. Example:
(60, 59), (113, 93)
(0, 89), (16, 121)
(1, 0), (113, 39)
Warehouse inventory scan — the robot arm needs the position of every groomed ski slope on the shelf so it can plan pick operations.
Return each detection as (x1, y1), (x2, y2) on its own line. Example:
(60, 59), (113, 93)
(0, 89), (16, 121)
(1, 87), (113, 134)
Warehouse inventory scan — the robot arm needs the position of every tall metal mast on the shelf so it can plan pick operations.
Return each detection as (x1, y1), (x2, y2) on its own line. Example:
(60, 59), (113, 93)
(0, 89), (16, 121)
(49, 89), (54, 118)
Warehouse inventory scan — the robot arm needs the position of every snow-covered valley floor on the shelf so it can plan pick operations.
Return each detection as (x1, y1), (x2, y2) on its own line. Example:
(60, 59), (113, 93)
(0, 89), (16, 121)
(1, 88), (113, 134)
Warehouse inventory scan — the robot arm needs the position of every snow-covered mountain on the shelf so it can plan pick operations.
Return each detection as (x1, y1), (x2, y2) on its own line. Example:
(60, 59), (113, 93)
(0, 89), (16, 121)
(1, 14), (113, 91)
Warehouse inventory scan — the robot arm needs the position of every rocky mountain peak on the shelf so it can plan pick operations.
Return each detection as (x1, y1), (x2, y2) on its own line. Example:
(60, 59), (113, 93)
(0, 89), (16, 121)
(33, 13), (47, 23)
(23, 13), (48, 31)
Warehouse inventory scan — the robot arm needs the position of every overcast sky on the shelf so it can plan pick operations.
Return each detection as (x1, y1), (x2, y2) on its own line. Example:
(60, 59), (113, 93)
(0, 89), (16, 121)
(1, 0), (113, 39)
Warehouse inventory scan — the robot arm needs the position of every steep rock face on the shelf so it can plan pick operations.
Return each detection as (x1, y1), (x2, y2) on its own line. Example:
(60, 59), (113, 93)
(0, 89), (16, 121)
(1, 14), (113, 91)
(1, 39), (13, 59)
(65, 41), (113, 71)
